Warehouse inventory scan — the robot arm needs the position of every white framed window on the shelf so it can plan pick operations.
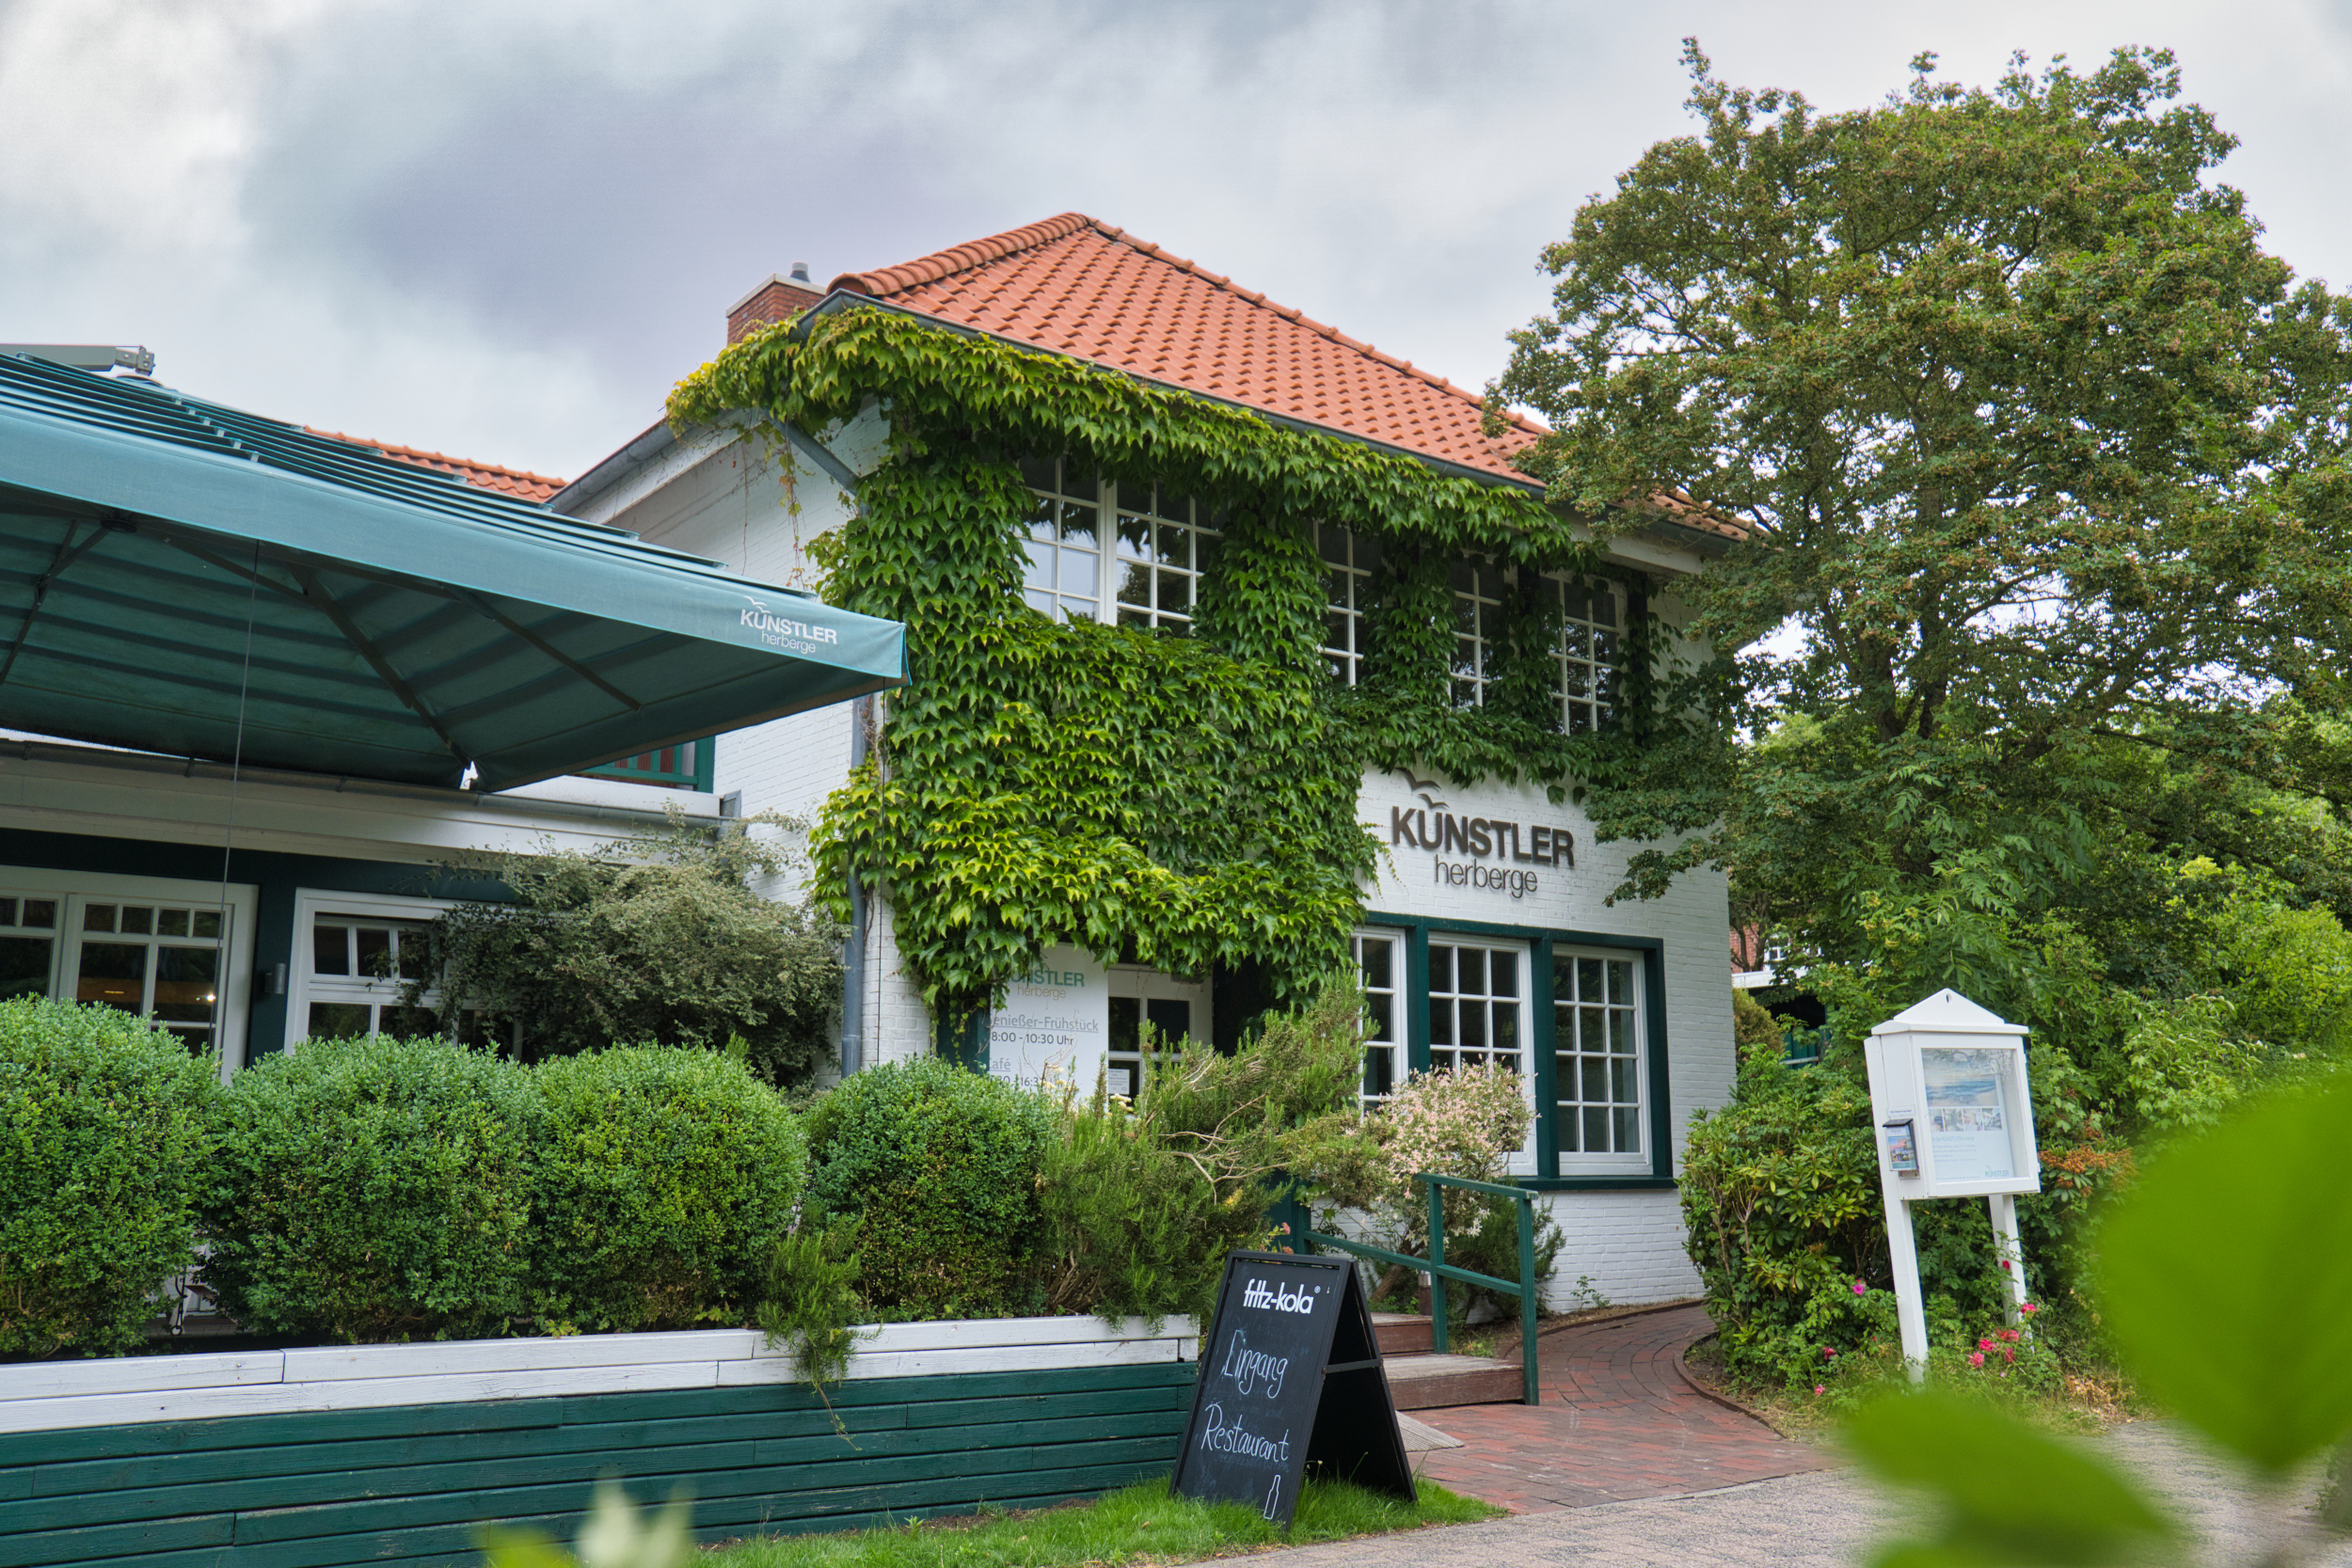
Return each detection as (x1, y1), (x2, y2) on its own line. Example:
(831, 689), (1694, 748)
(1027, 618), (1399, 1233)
(1319, 524), (1379, 684)
(287, 890), (493, 1053)
(1449, 562), (1507, 708)
(1543, 574), (1625, 735)
(1113, 481), (1219, 633)
(1105, 967), (1207, 1099)
(1351, 928), (1403, 1112)
(1018, 454), (1104, 623)
(0, 868), (257, 1079)
(1552, 947), (1645, 1172)
(1427, 934), (1536, 1170)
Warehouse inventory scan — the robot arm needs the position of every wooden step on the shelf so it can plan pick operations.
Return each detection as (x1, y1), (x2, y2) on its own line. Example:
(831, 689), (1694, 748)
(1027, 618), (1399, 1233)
(1370, 1312), (1434, 1357)
(1378, 1351), (1524, 1410)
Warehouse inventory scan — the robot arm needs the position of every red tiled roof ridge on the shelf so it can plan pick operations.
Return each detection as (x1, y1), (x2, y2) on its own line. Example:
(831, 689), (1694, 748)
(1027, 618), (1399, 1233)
(306, 427), (567, 502)
(831, 214), (1546, 440)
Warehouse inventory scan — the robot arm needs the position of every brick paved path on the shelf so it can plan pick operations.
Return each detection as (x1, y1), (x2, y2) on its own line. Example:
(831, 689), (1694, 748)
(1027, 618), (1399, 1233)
(1409, 1302), (1833, 1512)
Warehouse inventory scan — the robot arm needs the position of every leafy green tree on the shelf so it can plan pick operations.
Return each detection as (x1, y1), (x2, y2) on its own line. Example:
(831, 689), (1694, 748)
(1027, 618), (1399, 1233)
(408, 812), (842, 1085)
(1492, 43), (2352, 941)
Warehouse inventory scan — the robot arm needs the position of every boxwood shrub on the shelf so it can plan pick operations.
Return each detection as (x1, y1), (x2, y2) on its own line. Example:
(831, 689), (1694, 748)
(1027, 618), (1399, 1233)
(200, 1037), (539, 1342)
(803, 1056), (1054, 1319)
(530, 1047), (806, 1333)
(0, 999), (222, 1357)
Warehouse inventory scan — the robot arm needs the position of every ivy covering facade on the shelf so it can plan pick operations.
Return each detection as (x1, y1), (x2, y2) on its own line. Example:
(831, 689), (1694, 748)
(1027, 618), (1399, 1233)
(667, 306), (1706, 1026)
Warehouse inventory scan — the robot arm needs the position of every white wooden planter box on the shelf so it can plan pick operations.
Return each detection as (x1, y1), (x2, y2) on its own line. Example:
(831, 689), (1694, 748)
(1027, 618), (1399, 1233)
(0, 1314), (1200, 1435)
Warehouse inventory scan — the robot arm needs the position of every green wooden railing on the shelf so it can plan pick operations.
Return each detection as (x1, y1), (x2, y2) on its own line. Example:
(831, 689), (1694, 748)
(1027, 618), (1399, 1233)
(1294, 1172), (1543, 1407)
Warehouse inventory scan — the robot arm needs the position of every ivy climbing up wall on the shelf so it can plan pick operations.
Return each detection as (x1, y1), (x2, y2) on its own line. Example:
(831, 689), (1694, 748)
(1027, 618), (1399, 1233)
(668, 307), (1714, 1028)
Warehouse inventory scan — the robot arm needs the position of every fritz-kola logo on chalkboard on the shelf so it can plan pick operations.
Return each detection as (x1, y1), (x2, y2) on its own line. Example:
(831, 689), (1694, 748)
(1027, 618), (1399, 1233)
(1241, 1278), (1321, 1315)
(1172, 1252), (1414, 1527)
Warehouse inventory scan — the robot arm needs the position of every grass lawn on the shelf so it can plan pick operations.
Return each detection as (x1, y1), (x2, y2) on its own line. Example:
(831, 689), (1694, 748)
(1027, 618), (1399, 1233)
(704, 1474), (1502, 1567)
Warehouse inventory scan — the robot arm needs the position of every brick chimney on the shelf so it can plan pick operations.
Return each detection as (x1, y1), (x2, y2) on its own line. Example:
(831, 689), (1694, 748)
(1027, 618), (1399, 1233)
(726, 262), (824, 344)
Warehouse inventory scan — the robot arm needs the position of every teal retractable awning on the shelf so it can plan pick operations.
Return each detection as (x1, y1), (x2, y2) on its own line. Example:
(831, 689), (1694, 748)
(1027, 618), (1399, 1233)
(0, 354), (903, 791)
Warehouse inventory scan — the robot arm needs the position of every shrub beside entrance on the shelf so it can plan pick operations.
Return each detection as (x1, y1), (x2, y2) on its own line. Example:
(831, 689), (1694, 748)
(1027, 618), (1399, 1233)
(0, 999), (221, 1357)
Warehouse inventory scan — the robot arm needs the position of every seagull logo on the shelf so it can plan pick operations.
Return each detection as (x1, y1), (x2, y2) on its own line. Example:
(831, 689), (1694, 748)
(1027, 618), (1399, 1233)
(1396, 768), (1449, 810)
(742, 594), (770, 613)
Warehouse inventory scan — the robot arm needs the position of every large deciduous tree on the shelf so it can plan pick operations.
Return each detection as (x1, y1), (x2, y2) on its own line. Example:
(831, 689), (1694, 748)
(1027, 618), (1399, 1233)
(1495, 44), (2352, 1019)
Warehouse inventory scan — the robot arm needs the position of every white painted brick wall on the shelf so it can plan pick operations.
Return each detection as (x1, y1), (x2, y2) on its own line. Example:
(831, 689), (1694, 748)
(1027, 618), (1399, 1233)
(1536, 1190), (1702, 1307)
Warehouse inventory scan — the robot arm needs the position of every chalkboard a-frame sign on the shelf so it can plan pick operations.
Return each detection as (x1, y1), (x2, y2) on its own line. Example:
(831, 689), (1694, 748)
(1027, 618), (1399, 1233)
(1170, 1250), (1414, 1526)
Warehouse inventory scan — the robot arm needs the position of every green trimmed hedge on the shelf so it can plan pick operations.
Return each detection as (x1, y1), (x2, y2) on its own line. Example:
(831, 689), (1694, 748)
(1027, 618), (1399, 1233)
(200, 1037), (540, 1341)
(199, 1037), (811, 1342)
(804, 1056), (1054, 1320)
(530, 1048), (806, 1332)
(0, 999), (222, 1356)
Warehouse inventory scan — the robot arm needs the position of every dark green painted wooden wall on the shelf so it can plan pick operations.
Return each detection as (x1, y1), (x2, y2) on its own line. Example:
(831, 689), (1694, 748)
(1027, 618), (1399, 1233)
(0, 1360), (1197, 1568)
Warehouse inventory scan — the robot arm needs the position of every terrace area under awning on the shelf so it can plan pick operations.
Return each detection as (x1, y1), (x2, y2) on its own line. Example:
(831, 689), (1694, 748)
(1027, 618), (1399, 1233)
(0, 354), (903, 792)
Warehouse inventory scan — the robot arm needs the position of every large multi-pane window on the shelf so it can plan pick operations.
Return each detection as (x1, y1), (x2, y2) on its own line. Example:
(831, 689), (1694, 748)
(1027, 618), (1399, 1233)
(1018, 454), (1103, 622)
(1114, 481), (1218, 633)
(1352, 929), (1403, 1110)
(1552, 949), (1644, 1169)
(1545, 575), (1623, 735)
(1449, 562), (1507, 707)
(1427, 939), (1524, 1076)
(1319, 524), (1379, 684)
(0, 874), (254, 1071)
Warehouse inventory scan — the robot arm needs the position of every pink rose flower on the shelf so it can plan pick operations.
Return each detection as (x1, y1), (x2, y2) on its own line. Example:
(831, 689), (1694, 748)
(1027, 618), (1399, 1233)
(1851, 1279), (1867, 1294)
(1978, 1338), (1995, 1352)
(2021, 1302), (2039, 1315)
(1967, 1352), (1985, 1369)
(1814, 1385), (1825, 1396)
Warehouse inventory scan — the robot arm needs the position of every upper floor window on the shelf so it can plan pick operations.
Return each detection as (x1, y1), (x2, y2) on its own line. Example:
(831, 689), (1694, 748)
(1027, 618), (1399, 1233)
(1319, 524), (1379, 684)
(1019, 454), (1103, 623)
(1450, 562), (1508, 707)
(1545, 575), (1624, 735)
(1114, 482), (1219, 634)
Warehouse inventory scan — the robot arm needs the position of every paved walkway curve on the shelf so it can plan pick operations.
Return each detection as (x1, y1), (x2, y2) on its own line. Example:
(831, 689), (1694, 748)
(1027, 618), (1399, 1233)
(1408, 1302), (1831, 1512)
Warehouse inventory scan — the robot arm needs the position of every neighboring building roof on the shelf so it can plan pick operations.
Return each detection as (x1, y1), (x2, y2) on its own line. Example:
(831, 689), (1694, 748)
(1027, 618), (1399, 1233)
(306, 428), (567, 502)
(824, 214), (1547, 484)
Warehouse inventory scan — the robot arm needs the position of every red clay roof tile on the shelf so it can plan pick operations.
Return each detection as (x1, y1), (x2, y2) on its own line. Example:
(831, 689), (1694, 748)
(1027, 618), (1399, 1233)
(306, 429), (567, 503)
(828, 214), (1546, 483)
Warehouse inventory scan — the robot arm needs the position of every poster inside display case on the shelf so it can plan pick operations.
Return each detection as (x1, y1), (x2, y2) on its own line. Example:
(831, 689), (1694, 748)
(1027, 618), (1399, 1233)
(1921, 1047), (2016, 1183)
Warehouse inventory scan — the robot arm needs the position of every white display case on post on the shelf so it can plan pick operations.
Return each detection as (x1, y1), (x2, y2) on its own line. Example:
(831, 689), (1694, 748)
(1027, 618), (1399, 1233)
(1863, 990), (2041, 1379)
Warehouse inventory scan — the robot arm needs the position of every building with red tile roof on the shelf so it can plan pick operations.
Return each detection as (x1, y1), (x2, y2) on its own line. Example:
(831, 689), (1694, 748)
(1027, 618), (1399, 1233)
(729, 213), (1547, 486)
(307, 428), (567, 503)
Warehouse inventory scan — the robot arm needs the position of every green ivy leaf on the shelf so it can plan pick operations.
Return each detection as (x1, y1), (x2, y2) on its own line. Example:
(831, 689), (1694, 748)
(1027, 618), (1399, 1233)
(1845, 1392), (2179, 1565)
(2097, 1074), (2352, 1475)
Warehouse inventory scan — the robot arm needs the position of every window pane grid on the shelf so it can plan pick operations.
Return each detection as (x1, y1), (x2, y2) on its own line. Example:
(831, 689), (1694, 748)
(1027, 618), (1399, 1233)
(1018, 454), (1102, 623)
(1553, 950), (1641, 1160)
(1320, 523), (1379, 684)
(1352, 930), (1402, 1111)
(1426, 940), (1523, 1076)
(306, 917), (442, 1042)
(1544, 574), (1623, 736)
(1113, 481), (1220, 633)
(1450, 562), (1505, 708)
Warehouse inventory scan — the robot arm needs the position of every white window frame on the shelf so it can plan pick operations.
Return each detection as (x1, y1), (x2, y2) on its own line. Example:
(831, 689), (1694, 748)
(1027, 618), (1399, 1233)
(1350, 927), (1405, 1114)
(1550, 945), (1649, 1175)
(0, 867), (258, 1081)
(1023, 461), (1222, 632)
(1542, 573), (1627, 736)
(1423, 932), (1538, 1175)
(1104, 965), (1209, 1100)
(286, 889), (465, 1055)
(1449, 562), (1508, 709)
(1319, 523), (1378, 685)
(1110, 480), (1219, 634)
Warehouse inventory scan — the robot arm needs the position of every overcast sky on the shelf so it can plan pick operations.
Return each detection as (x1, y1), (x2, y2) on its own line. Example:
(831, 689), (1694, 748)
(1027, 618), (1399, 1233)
(5, 0), (2347, 483)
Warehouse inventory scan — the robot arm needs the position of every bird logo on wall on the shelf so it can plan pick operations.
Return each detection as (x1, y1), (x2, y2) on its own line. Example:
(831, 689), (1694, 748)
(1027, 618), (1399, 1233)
(1394, 768), (1449, 811)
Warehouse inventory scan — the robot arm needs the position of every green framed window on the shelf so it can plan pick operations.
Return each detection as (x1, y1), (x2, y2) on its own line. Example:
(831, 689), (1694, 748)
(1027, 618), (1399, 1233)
(1350, 915), (1675, 1190)
(582, 736), (714, 791)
